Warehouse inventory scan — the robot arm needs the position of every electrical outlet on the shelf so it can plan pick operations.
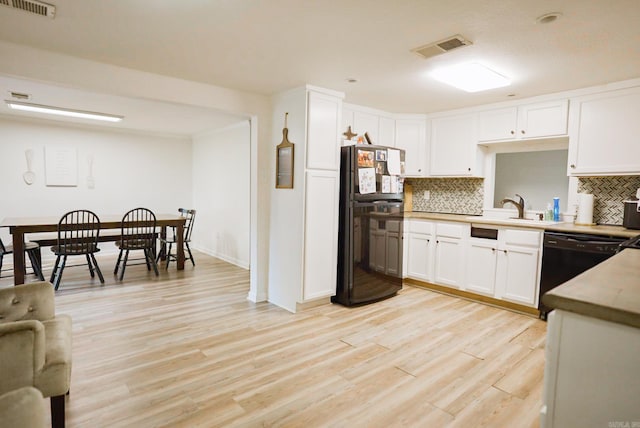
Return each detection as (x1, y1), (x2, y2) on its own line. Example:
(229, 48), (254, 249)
(423, 190), (430, 200)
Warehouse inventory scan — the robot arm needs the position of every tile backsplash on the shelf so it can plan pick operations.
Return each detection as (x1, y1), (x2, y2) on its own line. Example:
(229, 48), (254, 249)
(408, 178), (484, 215)
(577, 176), (640, 225)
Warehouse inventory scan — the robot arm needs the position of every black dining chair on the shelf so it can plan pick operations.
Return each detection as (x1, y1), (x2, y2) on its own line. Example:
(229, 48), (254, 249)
(50, 210), (104, 290)
(156, 208), (196, 268)
(114, 208), (159, 281)
(0, 237), (45, 281)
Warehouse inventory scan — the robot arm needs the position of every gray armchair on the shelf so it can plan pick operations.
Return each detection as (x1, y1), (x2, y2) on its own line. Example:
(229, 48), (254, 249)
(0, 282), (72, 428)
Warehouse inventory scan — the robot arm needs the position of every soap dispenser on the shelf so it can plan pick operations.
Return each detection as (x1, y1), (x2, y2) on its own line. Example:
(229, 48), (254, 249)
(553, 197), (560, 222)
(545, 203), (553, 221)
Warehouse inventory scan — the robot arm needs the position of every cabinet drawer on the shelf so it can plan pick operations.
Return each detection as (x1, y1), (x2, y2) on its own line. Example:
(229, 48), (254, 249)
(408, 220), (433, 235)
(436, 222), (467, 239)
(503, 229), (541, 247)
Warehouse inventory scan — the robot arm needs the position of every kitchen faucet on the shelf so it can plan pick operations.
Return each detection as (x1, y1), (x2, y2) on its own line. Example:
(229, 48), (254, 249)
(501, 194), (525, 219)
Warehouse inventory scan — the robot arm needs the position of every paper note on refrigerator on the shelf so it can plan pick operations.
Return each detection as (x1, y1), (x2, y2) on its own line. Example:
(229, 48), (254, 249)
(390, 176), (399, 193)
(381, 175), (391, 193)
(387, 149), (401, 175)
(358, 167), (376, 194)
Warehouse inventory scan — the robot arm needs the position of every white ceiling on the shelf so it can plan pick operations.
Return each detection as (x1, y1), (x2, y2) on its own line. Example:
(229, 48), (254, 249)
(0, 0), (639, 133)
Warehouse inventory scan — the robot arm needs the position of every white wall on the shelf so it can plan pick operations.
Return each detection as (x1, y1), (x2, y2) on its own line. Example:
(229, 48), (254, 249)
(268, 88), (308, 312)
(0, 116), (192, 255)
(0, 40), (272, 302)
(192, 121), (250, 268)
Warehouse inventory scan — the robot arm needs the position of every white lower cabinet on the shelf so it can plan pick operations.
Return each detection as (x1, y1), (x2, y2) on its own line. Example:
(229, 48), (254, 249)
(496, 244), (539, 305)
(433, 222), (468, 289)
(406, 219), (542, 309)
(406, 220), (434, 281)
(465, 239), (498, 296)
(434, 236), (465, 288)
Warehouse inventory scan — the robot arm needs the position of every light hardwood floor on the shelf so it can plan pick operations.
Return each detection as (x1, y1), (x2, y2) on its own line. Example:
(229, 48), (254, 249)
(1, 252), (547, 427)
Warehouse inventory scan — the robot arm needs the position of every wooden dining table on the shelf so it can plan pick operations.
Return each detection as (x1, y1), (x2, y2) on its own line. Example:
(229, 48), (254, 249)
(1, 214), (186, 286)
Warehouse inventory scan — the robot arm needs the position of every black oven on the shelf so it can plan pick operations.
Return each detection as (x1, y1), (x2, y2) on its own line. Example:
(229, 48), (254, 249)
(538, 232), (627, 319)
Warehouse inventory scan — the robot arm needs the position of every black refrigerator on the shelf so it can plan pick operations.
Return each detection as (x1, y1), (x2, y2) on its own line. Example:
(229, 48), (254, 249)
(333, 144), (405, 306)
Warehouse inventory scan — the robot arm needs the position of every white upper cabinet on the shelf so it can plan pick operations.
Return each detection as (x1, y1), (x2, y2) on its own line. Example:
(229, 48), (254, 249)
(354, 110), (380, 144)
(307, 91), (342, 170)
(430, 113), (482, 176)
(478, 99), (568, 142)
(341, 104), (395, 147)
(394, 117), (427, 176)
(568, 86), (640, 175)
(378, 116), (396, 147)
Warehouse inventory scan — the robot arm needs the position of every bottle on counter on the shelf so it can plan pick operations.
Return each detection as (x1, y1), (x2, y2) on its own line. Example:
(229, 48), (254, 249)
(545, 203), (553, 221)
(553, 197), (560, 222)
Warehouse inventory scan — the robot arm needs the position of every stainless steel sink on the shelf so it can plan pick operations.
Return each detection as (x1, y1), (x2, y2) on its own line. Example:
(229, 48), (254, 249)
(465, 216), (561, 226)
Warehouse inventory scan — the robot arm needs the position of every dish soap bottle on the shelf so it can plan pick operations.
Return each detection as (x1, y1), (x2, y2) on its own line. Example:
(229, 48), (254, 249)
(553, 197), (560, 222)
(545, 203), (553, 221)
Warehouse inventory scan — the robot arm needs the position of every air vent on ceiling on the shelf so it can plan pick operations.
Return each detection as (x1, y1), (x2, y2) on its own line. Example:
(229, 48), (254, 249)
(411, 34), (472, 60)
(8, 91), (31, 100)
(0, 0), (56, 18)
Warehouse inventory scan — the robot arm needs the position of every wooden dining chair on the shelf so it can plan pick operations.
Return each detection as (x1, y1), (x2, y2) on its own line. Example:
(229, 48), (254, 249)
(114, 208), (159, 281)
(156, 208), (196, 268)
(50, 210), (104, 290)
(0, 237), (44, 281)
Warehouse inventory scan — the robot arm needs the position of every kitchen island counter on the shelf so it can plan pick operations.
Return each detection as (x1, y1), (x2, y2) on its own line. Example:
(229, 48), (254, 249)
(542, 248), (640, 329)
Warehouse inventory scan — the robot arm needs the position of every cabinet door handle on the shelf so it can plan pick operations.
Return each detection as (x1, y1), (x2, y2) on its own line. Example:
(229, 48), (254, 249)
(503, 250), (507, 254)
(491, 248), (496, 252)
(521, 130), (525, 135)
(570, 164), (576, 169)
(510, 130), (515, 135)
(467, 167), (471, 172)
(436, 240), (439, 244)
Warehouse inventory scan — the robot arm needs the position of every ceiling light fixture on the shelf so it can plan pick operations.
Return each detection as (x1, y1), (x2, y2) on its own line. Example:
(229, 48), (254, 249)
(429, 62), (511, 93)
(5, 101), (124, 122)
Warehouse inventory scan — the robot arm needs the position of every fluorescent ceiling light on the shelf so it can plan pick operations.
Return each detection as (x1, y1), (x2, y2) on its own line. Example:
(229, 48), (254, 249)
(5, 101), (124, 122)
(430, 62), (511, 93)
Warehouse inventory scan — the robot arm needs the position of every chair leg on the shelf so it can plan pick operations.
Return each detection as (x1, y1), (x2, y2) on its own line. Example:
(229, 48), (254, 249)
(91, 253), (105, 284)
(86, 254), (95, 278)
(27, 249), (45, 281)
(114, 249), (123, 275)
(52, 256), (67, 291)
(166, 242), (173, 269)
(147, 249), (159, 276)
(144, 249), (152, 271)
(50, 255), (60, 283)
(118, 250), (130, 281)
(185, 242), (195, 267)
(50, 394), (66, 428)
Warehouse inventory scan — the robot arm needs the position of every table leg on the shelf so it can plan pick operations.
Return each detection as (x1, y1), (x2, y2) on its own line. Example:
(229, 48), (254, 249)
(12, 229), (26, 285)
(176, 223), (185, 270)
(159, 226), (167, 261)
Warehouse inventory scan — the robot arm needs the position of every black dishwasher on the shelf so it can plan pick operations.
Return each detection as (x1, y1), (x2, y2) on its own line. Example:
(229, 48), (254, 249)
(538, 232), (626, 319)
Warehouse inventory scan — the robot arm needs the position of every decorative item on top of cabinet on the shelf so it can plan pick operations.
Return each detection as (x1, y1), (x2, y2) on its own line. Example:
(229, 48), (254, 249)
(343, 125), (357, 140)
(276, 112), (294, 189)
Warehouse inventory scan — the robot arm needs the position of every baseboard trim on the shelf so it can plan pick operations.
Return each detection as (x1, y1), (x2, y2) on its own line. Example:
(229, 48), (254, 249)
(296, 297), (332, 312)
(404, 278), (540, 317)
